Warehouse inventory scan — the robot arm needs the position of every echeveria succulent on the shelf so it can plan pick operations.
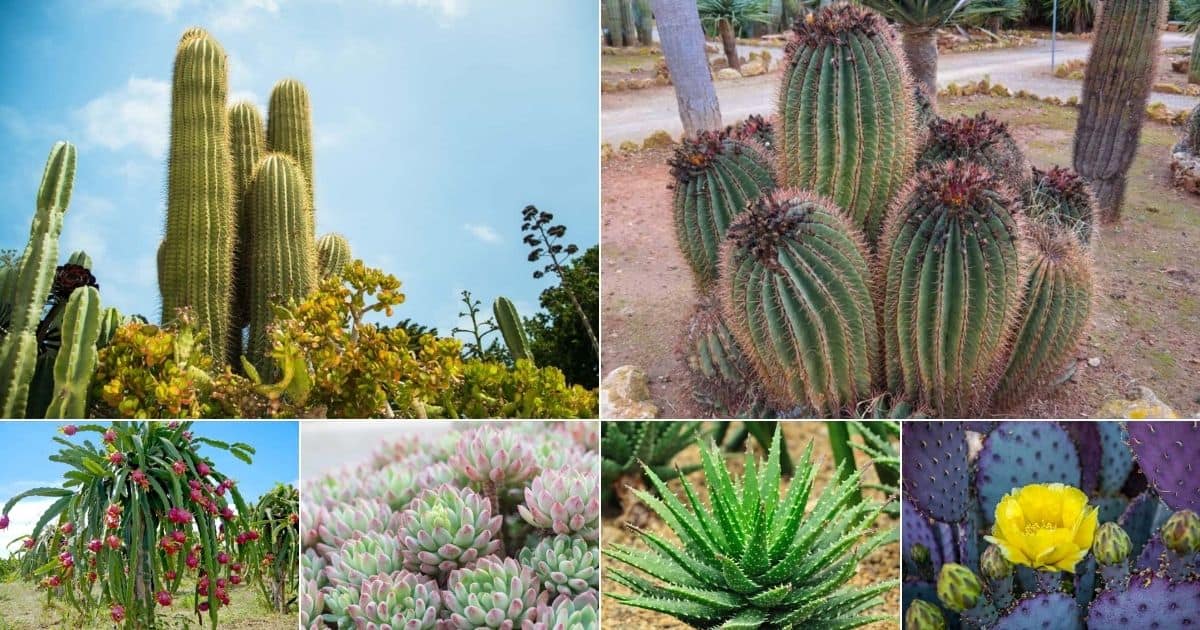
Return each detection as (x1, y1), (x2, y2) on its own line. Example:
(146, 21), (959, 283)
(345, 570), (441, 630)
(316, 497), (399, 554)
(300, 581), (324, 629)
(302, 548), (327, 588)
(414, 461), (467, 492)
(442, 556), (547, 629)
(365, 461), (421, 511)
(397, 485), (502, 579)
(538, 591), (600, 630)
(519, 535), (599, 598)
(451, 426), (540, 488)
(305, 465), (368, 506)
(324, 530), (404, 588)
(518, 469), (600, 542)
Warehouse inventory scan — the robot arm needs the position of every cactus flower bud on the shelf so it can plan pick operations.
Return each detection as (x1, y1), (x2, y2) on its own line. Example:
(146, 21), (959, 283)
(981, 545), (1013, 579)
(910, 543), (931, 566)
(937, 563), (982, 612)
(110, 605), (125, 622)
(103, 428), (116, 444)
(906, 600), (947, 630)
(1092, 522), (1132, 566)
(1161, 510), (1200, 554)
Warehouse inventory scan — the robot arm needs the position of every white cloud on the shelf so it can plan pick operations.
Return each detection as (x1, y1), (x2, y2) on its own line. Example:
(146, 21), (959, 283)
(464, 223), (500, 244)
(0, 498), (56, 559)
(76, 77), (170, 158)
(374, 0), (465, 18)
(99, 0), (185, 17)
(209, 0), (281, 31)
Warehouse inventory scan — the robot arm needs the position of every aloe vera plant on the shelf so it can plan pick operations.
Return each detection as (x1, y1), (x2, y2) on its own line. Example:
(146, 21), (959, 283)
(600, 421), (705, 513)
(604, 426), (898, 628)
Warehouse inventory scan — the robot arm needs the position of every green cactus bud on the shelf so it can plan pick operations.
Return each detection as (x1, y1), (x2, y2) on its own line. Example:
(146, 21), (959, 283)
(267, 78), (315, 214)
(778, 4), (915, 245)
(1160, 510), (1200, 554)
(937, 563), (982, 613)
(910, 543), (931, 567)
(493, 296), (534, 364)
(44, 286), (101, 418)
(316, 233), (351, 279)
(980, 545), (1013, 579)
(1092, 522), (1133, 566)
(906, 600), (947, 630)
(0, 141), (76, 418)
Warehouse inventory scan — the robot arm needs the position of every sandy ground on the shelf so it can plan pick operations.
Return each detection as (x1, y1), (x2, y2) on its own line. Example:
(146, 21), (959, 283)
(600, 421), (900, 629)
(601, 96), (1200, 419)
(601, 33), (1198, 145)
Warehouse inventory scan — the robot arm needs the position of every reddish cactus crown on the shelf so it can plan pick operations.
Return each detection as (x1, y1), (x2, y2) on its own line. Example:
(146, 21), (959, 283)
(1033, 166), (1091, 208)
(914, 160), (1009, 214)
(51, 264), (98, 303)
(788, 4), (889, 53)
(728, 114), (773, 145)
(726, 194), (819, 273)
(667, 130), (740, 183)
(929, 113), (1011, 153)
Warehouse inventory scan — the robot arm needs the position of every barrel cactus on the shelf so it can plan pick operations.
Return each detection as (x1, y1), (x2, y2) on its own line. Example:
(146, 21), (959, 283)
(778, 4), (915, 245)
(919, 113), (1029, 190)
(720, 191), (878, 416)
(1025, 166), (1096, 246)
(685, 295), (755, 415)
(879, 160), (1022, 417)
(669, 130), (775, 287)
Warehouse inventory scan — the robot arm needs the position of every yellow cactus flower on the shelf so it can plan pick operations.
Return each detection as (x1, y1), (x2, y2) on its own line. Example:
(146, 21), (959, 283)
(984, 483), (1099, 573)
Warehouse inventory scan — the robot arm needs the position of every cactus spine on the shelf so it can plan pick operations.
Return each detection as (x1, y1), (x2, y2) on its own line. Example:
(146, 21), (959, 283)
(778, 5), (915, 245)
(160, 28), (235, 362)
(316, 233), (352, 279)
(720, 191), (878, 415)
(1072, 0), (1168, 222)
(879, 161), (1022, 417)
(493, 297), (534, 364)
(670, 132), (775, 287)
(0, 141), (76, 418)
(245, 154), (317, 372)
(228, 99), (266, 358)
(267, 79), (315, 216)
(993, 227), (1093, 410)
(45, 286), (101, 418)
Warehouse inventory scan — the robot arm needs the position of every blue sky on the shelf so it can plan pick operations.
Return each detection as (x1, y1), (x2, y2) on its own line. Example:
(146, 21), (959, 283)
(0, 0), (598, 340)
(0, 421), (298, 556)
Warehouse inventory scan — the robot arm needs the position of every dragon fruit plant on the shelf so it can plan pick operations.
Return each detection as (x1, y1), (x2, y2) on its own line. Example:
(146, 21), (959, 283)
(902, 421), (1200, 629)
(0, 422), (267, 629)
(245, 482), (299, 614)
(302, 421), (600, 629)
(604, 425), (899, 628)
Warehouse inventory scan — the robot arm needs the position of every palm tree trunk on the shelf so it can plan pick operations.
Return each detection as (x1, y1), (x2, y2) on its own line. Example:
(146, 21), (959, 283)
(718, 19), (740, 70)
(900, 26), (939, 102)
(652, 0), (723, 137)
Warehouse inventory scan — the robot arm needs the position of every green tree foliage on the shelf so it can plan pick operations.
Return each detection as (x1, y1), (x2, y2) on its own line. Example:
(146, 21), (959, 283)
(525, 245), (599, 388)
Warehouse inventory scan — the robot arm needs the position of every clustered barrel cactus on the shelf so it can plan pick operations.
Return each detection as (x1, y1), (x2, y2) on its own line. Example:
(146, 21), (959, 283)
(604, 426), (899, 628)
(903, 421), (1200, 628)
(302, 422), (599, 629)
(674, 3), (1097, 419)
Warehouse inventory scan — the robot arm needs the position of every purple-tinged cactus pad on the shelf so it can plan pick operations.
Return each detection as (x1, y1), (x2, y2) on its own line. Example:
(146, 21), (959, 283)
(903, 421), (970, 522)
(963, 421), (997, 434)
(904, 498), (943, 572)
(1059, 422), (1101, 494)
(1097, 422), (1133, 496)
(976, 422), (1081, 525)
(994, 592), (1081, 630)
(1120, 492), (1172, 560)
(1136, 534), (1166, 572)
(1086, 571), (1200, 628)
(1127, 421), (1200, 513)
(1094, 496), (1129, 524)
(1074, 555), (1096, 609)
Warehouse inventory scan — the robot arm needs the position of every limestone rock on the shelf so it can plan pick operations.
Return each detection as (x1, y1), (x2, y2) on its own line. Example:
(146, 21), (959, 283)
(600, 365), (658, 419)
(1096, 386), (1178, 419)
(740, 60), (766, 77)
(716, 68), (741, 81)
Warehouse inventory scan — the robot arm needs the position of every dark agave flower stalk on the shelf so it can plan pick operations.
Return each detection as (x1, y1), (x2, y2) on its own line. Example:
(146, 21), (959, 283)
(301, 422), (600, 629)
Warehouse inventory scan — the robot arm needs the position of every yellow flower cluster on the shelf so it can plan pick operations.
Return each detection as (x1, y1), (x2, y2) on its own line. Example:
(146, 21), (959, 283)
(985, 483), (1099, 573)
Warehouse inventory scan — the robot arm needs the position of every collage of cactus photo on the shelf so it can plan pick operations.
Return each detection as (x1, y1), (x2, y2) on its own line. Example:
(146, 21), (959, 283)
(0, 0), (1198, 628)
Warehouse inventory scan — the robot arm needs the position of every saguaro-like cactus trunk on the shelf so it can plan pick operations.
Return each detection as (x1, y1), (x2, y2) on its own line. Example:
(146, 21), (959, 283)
(620, 0), (639, 49)
(161, 29), (235, 362)
(267, 79), (315, 220)
(634, 0), (654, 45)
(1190, 36), (1200, 85)
(1072, 0), (1167, 223)
(228, 100), (265, 362)
(604, 0), (626, 46)
(652, 0), (723, 136)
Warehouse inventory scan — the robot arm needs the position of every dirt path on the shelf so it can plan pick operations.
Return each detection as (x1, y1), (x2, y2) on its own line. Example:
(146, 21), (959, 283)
(602, 33), (1198, 146)
(600, 96), (1200, 419)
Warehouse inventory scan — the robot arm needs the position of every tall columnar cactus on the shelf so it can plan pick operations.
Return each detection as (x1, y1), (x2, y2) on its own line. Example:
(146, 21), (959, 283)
(633, 0), (654, 46)
(316, 233), (351, 279)
(993, 227), (1092, 410)
(160, 28), (235, 362)
(720, 191), (878, 416)
(493, 296), (533, 364)
(879, 161), (1021, 418)
(778, 4), (915, 245)
(244, 154), (317, 372)
(267, 78), (315, 215)
(228, 99), (266, 357)
(669, 131), (775, 287)
(44, 286), (101, 418)
(1190, 36), (1200, 85)
(0, 141), (76, 418)
(1072, 0), (1168, 222)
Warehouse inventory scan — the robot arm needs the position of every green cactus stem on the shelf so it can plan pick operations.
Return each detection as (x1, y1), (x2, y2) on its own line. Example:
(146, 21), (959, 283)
(993, 226), (1092, 411)
(44, 286), (101, 418)
(244, 153), (317, 373)
(1190, 35), (1200, 87)
(879, 160), (1022, 418)
(228, 99), (266, 359)
(778, 4), (915, 245)
(669, 131), (775, 287)
(493, 296), (533, 364)
(1025, 166), (1096, 246)
(0, 141), (76, 418)
(66, 251), (92, 269)
(1072, 0), (1168, 221)
(316, 233), (351, 279)
(267, 78), (315, 215)
(720, 190), (878, 416)
(160, 28), (235, 363)
(685, 295), (755, 416)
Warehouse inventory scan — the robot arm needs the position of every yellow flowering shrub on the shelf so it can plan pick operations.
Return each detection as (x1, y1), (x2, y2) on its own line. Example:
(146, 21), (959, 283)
(985, 483), (1099, 573)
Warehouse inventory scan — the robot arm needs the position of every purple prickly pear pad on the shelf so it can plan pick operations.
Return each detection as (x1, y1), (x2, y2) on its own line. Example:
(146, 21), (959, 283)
(903, 498), (943, 572)
(1087, 571), (1200, 627)
(976, 422), (1081, 525)
(903, 421), (970, 523)
(1127, 421), (1200, 513)
(994, 592), (1081, 630)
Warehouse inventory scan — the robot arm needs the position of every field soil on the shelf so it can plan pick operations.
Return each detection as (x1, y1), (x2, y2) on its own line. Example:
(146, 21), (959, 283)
(0, 579), (294, 629)
(601, 421), (900, 629)
(601, 95), (1200, 418)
